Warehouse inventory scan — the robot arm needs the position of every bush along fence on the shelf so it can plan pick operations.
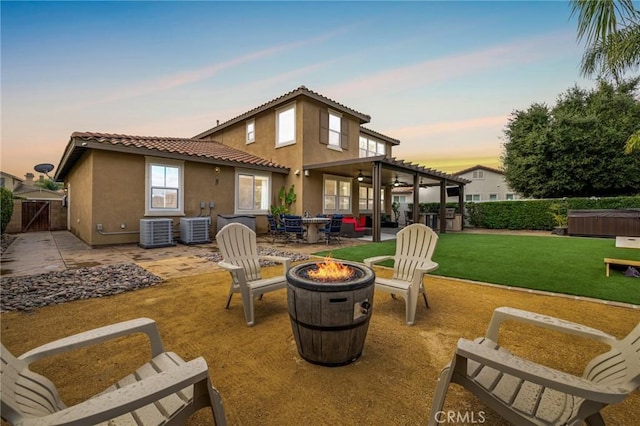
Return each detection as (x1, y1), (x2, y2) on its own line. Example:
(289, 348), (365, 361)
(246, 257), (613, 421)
(409, 196), (640, 231)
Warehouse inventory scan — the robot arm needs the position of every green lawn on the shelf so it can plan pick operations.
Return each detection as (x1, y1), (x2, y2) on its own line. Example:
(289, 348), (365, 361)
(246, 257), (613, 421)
(315, 234), (640, 305)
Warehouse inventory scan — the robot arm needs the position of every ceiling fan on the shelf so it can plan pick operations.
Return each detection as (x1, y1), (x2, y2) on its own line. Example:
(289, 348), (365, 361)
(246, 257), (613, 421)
(391, 175), (411, 187)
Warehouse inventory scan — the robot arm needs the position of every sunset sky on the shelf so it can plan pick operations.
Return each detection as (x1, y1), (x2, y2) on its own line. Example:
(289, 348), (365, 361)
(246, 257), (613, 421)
(1, 1), (593, 179)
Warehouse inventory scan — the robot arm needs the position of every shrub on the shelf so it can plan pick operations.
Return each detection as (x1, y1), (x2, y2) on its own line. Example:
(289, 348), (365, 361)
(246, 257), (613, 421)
(465, 196), (640, 230)
(1, 188), (14, 234)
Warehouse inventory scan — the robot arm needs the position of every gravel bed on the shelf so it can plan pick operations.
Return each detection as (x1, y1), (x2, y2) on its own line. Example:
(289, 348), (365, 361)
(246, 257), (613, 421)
(1, 264), (162, 313)
(197, 247), (310, 266)
(0, 247), (309, 313)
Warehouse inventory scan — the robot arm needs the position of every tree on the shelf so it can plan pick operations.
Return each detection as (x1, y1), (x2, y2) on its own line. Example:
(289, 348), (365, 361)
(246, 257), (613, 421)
(1, 187), (14, 234)
(34, 177), (63, 191)
(502, 78), (640, 198)
(571, 0), (640, 83)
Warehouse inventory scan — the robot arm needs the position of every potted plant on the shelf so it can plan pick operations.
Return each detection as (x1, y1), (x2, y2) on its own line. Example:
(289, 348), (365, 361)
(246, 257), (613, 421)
(391, 201), (400, 223)
(270, 185), (297, 223)
(550, 202), (568, 235)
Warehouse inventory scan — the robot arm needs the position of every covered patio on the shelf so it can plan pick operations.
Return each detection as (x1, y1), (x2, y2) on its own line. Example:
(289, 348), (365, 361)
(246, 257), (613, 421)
(303, 156), (470, 241)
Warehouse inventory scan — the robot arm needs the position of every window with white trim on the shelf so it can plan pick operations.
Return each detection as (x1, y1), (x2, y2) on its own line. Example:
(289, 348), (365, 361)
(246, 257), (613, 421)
(276, 103), (296, 146)
(246, 120), (255, 144)
(145, 157), (184, 215)
(324, 175), (351, 214)
(506, 193), (515, 200)
(359, 186), (384, 211)
(236, 170), (270, 214)
(392, 195), (407, 203)
(472, 170), (485, 180)
(359, 136), (385, 158)
(465, 194), (480, 202)
(489, 193), (498, 201)
(329, 111), (341, 147)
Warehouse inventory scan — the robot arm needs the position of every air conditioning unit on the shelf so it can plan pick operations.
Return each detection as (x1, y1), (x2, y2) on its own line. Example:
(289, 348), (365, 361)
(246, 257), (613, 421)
(139, 218), (175, 249)
(179, 217), (211, 245)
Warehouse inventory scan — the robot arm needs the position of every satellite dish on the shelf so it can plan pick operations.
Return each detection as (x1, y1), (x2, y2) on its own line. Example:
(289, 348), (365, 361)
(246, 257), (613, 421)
(34, 163), (55, 174)
(34, 163), (56, 180)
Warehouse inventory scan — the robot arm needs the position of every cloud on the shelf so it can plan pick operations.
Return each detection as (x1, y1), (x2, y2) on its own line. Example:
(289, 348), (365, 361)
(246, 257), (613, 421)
(68, 26), (353, 110)
(323, 31), (574, 98)
(388, 114), (509, 140)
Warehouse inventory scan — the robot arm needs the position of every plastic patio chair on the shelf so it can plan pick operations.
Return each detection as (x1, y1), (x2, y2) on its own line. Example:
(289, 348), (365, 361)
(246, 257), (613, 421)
(429, 307), (640, 426)
(1, 318), (227, 425)
(364, 223), (439, 325)
(216, 223), (291, 326)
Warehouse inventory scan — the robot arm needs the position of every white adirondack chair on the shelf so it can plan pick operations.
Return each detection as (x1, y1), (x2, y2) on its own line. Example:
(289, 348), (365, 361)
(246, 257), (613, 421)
(364, 223), (439, 325)
(216, 223), (291, 326)
(1, 317), (227, 425)
(429, 307), (640, 426)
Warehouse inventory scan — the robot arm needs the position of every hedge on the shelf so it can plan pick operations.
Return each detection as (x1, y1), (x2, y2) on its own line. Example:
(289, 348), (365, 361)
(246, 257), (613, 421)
(465, 196), (640, 230)
(409, 196), (640, 231)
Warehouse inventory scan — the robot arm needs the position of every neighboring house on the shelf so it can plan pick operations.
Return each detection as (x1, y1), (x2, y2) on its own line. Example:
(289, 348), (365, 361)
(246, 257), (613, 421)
(12, 173), (65, 201)
(55, 86), (468, 246)
(419, 165), (522, 203)
(1, 171), (23, 192)
(453, 165), (521, 202)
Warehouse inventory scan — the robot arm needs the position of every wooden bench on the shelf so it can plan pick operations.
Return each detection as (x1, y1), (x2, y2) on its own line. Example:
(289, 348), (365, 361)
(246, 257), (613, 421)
(604, 257), (640, 277)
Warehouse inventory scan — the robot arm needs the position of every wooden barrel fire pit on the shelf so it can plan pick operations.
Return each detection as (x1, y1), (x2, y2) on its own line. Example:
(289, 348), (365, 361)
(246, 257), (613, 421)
(286, 260), (375, 367)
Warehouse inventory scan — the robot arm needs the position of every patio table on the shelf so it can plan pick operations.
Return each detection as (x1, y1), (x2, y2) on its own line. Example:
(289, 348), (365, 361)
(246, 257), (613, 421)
(301, 217), (331, 243)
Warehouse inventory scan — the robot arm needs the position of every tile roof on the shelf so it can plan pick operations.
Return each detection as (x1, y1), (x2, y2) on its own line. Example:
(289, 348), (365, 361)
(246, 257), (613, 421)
(55, 132), (289, 180)
(193, 85), (372, 139)
(360, 127), (400, 146)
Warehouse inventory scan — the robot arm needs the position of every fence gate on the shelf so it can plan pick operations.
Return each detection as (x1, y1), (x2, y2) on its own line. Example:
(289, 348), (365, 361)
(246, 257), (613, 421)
(22, 201), (50, 232)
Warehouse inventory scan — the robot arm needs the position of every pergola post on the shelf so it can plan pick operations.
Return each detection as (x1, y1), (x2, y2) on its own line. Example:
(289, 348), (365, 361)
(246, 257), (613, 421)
(372, 162), (382, 242)
(439, 180), (447, 233)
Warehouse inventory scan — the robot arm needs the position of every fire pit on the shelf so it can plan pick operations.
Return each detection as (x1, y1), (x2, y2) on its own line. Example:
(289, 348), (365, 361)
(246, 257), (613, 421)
(286, 259), (375, 366)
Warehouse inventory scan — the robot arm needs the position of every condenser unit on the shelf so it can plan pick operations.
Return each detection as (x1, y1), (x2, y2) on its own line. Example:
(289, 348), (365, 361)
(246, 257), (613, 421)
(179, 217), (211, 245)
(139, 218), (175, 248)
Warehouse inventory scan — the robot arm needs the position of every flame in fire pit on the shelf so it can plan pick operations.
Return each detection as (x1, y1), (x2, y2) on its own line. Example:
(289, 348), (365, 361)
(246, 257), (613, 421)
(307, 257), (355, 282)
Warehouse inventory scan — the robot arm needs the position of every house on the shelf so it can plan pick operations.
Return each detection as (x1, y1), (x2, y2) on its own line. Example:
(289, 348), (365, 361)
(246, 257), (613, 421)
(401, 165), (522, 204)
(1, 171), (24, 192)
(452, 165), (521, 202)
(54, 86), (469, 246)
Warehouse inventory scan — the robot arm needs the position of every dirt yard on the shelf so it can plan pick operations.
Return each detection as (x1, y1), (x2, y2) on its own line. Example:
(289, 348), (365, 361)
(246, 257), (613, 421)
(2, 266), (639, 425)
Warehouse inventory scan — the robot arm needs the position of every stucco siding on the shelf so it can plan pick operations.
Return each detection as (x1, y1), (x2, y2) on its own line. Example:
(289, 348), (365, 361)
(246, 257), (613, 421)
(67, 150), (95, 244)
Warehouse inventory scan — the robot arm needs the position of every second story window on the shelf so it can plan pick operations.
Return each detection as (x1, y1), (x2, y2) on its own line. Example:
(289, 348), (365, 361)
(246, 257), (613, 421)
(328, 111), (341, 148)
(359, 136), (385, 158)
(246, 120), (255, 144)
(472, 170), (485, 180)
(320, 109), (348, 150)
(276, 103), (296, 147)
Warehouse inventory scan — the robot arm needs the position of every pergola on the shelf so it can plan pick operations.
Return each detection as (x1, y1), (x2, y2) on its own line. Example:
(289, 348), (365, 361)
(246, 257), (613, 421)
(304, 156), (471, 242)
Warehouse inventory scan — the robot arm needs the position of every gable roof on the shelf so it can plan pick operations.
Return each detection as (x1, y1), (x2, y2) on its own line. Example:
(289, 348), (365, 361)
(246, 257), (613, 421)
(55, 132), (289, 181)
(193, 85), (372, 139)
(454, 164), (504, 176)
(0, 171), (24, 182)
